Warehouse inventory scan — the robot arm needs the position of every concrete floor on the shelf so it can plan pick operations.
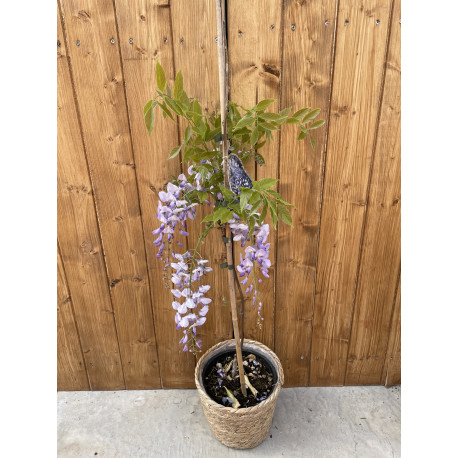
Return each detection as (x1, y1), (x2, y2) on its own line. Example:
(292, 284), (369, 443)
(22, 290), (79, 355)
(58, 386), (400, 458)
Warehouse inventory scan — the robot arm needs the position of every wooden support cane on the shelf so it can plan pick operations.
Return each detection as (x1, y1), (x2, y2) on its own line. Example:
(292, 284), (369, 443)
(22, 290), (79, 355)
(215, 0), (247, 397)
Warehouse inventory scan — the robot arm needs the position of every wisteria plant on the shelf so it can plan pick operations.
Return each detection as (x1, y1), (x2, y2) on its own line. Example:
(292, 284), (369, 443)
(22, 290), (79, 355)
(144, 61), (324, 364)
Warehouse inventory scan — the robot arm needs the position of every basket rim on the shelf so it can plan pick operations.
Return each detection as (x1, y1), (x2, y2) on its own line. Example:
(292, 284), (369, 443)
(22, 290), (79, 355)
(194, 338), (284, 415)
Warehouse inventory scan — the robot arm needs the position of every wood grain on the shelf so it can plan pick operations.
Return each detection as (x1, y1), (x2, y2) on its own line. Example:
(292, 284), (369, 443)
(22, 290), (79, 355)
(114, 0), (195, 388)
(57, 3), (124, 390)
(57, 242), (89, 391)
(170, 0), (233, 357)
(309, 0), (393, 386)
(383, 278), (400, 386)
(275, 0), (338, 387)
(57, 0), (401, 389)
(227, 0), (284, 349)
(345, 0), (401, 385)
(59, 0), (161, 389)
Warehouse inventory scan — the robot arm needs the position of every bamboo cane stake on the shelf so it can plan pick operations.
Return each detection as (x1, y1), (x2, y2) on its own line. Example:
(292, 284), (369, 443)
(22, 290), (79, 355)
(215, 0), (247, 398)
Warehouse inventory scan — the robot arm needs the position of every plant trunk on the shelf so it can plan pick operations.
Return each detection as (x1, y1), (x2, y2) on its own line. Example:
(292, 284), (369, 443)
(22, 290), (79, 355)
(215, 0), (247, 398)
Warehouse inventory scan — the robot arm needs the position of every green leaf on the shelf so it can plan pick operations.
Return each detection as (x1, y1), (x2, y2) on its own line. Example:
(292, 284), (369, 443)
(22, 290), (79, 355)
(309, 134), (316, 149)
(309, 119), (326, 130)
(249, 198), (263, 215)
(279, 107), (292, 117)
(250, 126), (259, 146)
(196, 191), (209, 202)
(218, 184), (234, 201)
(254, 152), (266, 165)
(158, 102), (174, 120)
(233, 116), (255, 131)
(156, 61), (166, 92)
(260, 198), (268, 222)
(268, 200), (278, 228)
(257, 177), (278, 190)
(266, 190), (295, 207)
(191, 100), (203, 123)
(193, 99), (202, 114)
(184, 125), (192, 142)
(258, 121), (278, 131)
(208, 127), (222, 141)
(165, 97), (184, 116)
(259, 112), (282, 121)
(254, 99), (276, 111)
(240, 189), (252, 212)
(278, 205), (293, 227)
(181, 89), (190, 108)
(202, 213), (215, 223)
(302, 108), (321, 122)
(297, 130), (307, 141)
(174, 70), (183, 100)
(286, 117), (300, 124)
(203, 123), (211, 141)
(248, 216), (256, 238)
(183, 146), (195, 161)
(292, 107), (310, 119)
(143, 100), (155, 134)
(202, 206), (232, 223)
(169, 145), (181, 159)
(248, 191), (260, 205)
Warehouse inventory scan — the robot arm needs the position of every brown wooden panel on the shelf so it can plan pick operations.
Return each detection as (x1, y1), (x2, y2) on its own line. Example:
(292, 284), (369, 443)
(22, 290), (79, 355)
(114, 0), (195, 388)
(275, 0), (338, 387)
(345, 0), (400, 385)
(59, 0), (161, 389)
(383, 279), (400, 386)
(57, 0), (402, 389)
(227, 0), (284, 349)
(57, 242), (90, 391)
(57, 4), (124, 390)
(170, 0), (233, 358)
(309, 0), (393, 386)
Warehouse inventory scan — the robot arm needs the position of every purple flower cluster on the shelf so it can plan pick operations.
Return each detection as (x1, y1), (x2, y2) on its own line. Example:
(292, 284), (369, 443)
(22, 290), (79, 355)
(152, 169), (213, 353)
(229, 219), (271, 327)
(153, 173), (198, 265)
(170, 251), (212, 351)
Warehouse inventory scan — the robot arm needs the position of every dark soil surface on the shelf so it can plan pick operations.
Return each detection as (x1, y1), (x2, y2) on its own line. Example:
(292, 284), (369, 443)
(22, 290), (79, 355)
(203, 351), (275, 408)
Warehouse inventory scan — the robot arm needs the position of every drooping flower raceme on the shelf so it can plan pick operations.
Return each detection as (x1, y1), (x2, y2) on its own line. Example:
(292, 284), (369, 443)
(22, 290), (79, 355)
(171, 252), (213, 353)
(229, 218), (271, 327)
(152, 170), (213, 353)
(153, 173), (198, 267)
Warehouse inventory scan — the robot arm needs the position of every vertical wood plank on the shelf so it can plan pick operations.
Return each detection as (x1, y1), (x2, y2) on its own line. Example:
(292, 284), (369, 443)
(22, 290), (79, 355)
(345, 0), (401, 385)
(170, 0), (233, 357)
(383, 279), (401, 386)
(57, 242), (90, 391)
(59, 0), (161, 389)
(114, 0), (195, 387)
(227, 0), (284, 349)
(57, 4), (124, 390)
(275, 0), (337, 386)
(309, 0), (393, 386)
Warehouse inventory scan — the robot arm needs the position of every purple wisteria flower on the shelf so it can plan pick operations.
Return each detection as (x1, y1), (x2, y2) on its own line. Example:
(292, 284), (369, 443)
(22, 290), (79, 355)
(152, 171), (214, 353)
(153, 176), (198, 265)
(229, 219), (271, 327)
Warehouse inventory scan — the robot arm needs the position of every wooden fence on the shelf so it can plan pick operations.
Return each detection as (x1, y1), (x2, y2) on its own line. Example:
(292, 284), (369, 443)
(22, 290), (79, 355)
(57, 0), (400, 390)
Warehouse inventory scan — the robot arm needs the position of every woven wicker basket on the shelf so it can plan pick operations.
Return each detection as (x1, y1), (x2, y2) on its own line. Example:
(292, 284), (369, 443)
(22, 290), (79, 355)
(195, 339), (284, 449)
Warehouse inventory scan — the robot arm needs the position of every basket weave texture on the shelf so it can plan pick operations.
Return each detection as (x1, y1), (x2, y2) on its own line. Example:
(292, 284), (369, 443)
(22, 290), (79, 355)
(195, 339), (284, 449)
